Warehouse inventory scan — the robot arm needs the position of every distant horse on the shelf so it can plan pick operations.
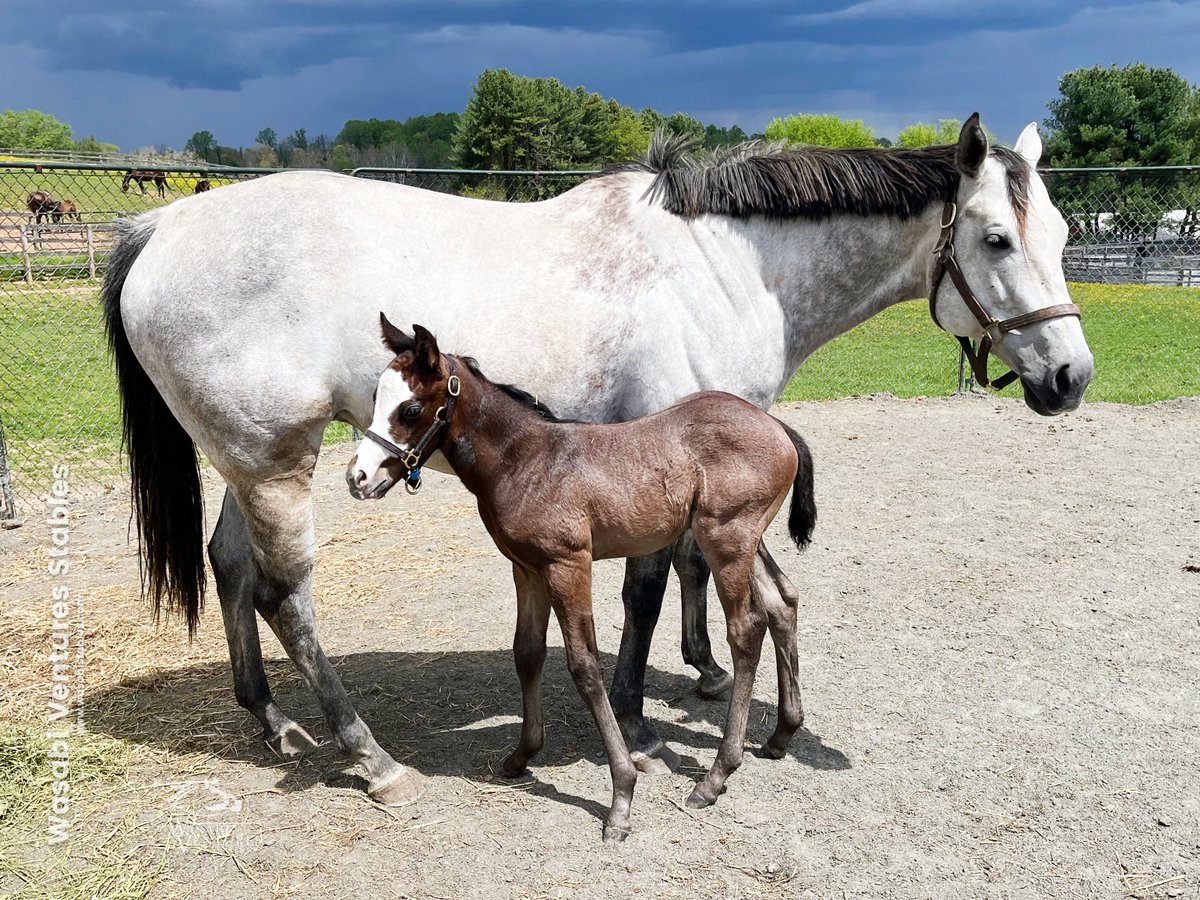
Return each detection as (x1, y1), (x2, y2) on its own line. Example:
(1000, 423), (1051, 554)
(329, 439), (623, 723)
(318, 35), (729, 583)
(51, 199), (81, 223)
(122, 169), (167, 198)
(26, 190), (57, 224)
(351, 319), (816, 840)
(194, 179), (212, 194)
(103, 116), (1093, 807)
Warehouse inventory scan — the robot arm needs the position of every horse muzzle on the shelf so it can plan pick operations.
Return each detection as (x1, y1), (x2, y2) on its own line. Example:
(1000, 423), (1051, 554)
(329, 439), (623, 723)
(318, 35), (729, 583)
(1020, 356), (1094, 416)
(346, 459), (398, 500)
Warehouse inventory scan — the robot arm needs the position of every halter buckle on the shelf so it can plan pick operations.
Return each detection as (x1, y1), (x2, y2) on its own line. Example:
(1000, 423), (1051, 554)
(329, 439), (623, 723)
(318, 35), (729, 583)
(447, 375), (461, 397)
(401, 448), (421, 470)
(404, 468), (422, 494)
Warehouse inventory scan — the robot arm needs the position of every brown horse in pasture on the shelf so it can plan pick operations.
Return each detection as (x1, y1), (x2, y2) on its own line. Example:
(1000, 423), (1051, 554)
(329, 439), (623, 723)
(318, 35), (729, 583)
(26, 190), (57, 223)
(122, 169), (167, 198)
(348, 318), (817, 841)
(51, 199), (81, 223)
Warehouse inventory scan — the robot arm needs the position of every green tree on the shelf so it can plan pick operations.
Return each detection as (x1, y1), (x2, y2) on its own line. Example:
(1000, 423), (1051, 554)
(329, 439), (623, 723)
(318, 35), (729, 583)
(704, 123), (749, 149)
(1044, 64), (1198, 238)
(1045, 64), (1194, 167)
(609, 103), (651, 159)
(185, 130), (218, 161)
(763, 113), (876, 148)
(255, 127), (277, 149)
(0, 109), (73, 149)
(454, 69), (623, 178)
(664, 112), (705, 141)
(897, 119), (962, 147)
(73, 135), (119, 154)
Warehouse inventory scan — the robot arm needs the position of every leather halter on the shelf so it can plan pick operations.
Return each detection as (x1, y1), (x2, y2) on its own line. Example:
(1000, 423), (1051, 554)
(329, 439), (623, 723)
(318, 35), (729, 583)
(928, 195), (1081, 391)
(364, 361), (461, 494)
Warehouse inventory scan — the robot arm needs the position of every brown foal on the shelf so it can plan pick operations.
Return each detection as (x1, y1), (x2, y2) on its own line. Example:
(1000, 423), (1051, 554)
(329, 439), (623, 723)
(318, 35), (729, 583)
(349, 317), (817, 842)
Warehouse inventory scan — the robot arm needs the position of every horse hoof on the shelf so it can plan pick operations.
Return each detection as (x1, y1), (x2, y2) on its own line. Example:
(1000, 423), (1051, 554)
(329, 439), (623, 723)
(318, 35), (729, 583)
(760, 741), (788, 760)
(602, 823), (631, 844)
(696, 669), (734, 701)
(265, 724), (319, 760)
(500, 753), (530, 779)
(631, 743), (680, 776)
(685, 787), (717, 810)
(369, 767), (427, 807)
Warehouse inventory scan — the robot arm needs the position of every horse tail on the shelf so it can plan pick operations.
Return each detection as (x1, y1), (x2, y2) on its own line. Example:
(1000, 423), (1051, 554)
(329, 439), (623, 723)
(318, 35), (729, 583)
(102, 213), (207, 635)
(776, 420), (817, 550)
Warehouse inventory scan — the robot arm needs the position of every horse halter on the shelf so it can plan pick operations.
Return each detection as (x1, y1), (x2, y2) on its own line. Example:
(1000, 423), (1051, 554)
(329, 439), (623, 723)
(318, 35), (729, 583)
(928, 194), (1081, 391)
(363, 363), (462, 494)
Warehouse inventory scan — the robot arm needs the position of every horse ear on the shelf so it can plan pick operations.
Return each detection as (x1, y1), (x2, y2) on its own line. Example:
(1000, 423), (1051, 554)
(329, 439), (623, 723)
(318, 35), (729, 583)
(411, 324), (441, 373)
(955, 112), (988, 178)
(379, 313), (413, 356)
(1014, 122), (1042, 165)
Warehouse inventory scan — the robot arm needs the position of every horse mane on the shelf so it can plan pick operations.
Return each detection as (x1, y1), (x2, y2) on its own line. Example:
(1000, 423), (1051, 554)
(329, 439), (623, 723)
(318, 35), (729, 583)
(602, 131), (1031, 226)
(456, 356), (572, 422)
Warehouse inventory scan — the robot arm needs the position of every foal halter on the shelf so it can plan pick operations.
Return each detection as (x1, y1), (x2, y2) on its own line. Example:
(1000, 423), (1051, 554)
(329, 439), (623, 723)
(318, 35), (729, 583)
(928, 195), (1081, 391)
(363, 363), (461, 494)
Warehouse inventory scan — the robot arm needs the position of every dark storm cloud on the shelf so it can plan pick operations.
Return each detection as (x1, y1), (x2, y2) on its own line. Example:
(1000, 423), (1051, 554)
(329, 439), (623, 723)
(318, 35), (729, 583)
(2, 1), (1197, 150)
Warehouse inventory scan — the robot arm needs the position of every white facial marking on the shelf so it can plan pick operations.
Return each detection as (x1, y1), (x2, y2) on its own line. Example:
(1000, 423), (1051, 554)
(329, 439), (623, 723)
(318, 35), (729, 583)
(353, 366), (414, 480)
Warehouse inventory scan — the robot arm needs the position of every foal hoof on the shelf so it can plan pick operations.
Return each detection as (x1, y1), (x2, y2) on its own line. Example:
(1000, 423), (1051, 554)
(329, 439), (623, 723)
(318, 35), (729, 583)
(695, 669), (734, 701)
(265, 724), (319, 760)
(369, 767), (427, 807)
(631, 743), (680, 776)
(602, 823), (631, 844)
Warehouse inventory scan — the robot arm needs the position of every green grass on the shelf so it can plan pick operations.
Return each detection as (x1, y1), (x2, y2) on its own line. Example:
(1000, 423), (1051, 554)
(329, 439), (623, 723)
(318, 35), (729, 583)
(0, 282), (1196, 498)
(0, 724), (162, 900)
(782, 282), (1200, 406)
(0, 165), (240, 218)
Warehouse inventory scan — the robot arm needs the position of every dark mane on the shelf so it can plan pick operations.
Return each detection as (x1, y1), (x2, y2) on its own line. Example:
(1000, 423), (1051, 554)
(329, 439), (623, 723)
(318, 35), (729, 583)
(456, 356), (573, 422)
(603, 131), (1031, 226)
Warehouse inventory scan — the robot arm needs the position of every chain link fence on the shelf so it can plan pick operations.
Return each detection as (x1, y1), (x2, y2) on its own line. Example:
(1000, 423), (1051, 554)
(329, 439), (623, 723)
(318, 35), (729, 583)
(1, 161), (1198, 521)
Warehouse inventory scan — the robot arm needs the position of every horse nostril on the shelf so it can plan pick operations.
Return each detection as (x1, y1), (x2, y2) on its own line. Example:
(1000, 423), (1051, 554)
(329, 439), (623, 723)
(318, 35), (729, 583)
(355, 470), (368, 488)
(1054, 364), (1072, 397)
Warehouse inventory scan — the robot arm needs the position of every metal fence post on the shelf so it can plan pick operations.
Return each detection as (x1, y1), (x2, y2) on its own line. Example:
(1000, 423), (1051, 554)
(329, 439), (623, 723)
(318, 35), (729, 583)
(0, 417), (17, 525)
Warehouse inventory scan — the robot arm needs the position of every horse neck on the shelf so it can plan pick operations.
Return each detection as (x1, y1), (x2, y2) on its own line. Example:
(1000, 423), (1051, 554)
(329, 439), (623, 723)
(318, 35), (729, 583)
(726, 204), (942, 375)
(440, 365), (550, 499)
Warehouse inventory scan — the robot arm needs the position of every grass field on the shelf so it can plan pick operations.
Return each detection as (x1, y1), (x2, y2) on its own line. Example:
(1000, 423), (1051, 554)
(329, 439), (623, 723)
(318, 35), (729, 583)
(0, 167), (242, 219)
(1, 281), (1196, 498)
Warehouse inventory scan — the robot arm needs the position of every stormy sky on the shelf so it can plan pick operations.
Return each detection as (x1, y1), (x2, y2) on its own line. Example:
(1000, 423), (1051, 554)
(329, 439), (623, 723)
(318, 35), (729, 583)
(3, 0), (1197, 151)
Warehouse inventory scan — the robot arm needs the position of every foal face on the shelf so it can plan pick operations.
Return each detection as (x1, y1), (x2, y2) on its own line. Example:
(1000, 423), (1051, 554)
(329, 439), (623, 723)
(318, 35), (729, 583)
(347, 320), (449, 500)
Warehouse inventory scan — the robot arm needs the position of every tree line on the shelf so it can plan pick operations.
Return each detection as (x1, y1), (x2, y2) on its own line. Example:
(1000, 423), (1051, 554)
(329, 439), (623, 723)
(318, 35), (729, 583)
(6, 63), (1200, 236)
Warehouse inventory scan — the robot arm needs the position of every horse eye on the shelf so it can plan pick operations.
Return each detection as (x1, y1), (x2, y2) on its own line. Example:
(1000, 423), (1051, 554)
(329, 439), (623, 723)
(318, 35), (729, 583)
(985, 233), (1011, 250)
(402, 403), (423, 419)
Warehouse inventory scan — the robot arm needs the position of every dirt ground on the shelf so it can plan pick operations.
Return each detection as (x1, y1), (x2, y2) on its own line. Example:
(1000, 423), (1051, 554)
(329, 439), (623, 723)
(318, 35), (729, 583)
(2, 394), (1198, 899)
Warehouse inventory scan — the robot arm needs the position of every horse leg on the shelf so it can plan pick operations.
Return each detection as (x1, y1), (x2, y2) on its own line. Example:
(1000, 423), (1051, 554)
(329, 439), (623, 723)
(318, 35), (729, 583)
(547, 560), (638, 843)
(609, 547), (680, 775)
(233, 472), (423, 806)
(208, 488), (318, 758)
(501, 564), (551, 777)
(755, 543), (804, 758)
(673, 531), (734, 700)
(685, 528), (766, 809)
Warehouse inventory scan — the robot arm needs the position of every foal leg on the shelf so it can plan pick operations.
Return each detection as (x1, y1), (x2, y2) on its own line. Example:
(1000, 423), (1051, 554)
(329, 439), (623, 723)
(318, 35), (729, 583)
(549, 561), (639, 843)
(685, 530), (766, 809)
(235, 472), (422, 806)
(755, 544), (804, 759)
(609, 547), (681, 775)
(674, 532), (734, 700)
(209, 489), (318, 758)
(501, 565), (552, 777)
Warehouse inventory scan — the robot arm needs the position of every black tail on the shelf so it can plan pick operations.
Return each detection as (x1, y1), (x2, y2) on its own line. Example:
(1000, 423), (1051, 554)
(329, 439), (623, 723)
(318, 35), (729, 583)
(777, 421), (817, 550)
(102, 216), (206, 635)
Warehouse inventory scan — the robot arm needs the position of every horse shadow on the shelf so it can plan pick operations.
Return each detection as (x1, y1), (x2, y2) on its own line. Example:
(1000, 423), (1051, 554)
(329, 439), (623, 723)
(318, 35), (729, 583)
(86, 648), (850, 815)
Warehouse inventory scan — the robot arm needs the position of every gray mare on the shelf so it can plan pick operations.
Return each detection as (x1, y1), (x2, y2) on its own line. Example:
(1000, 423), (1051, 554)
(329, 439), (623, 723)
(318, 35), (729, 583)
(104, 118), (1092, 806)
